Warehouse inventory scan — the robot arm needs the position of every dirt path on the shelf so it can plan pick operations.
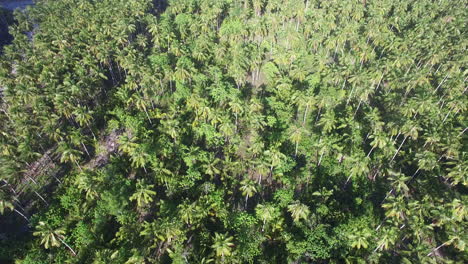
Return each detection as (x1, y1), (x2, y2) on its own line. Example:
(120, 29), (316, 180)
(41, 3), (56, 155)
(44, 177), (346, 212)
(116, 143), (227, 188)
(10, 129), (124, 216)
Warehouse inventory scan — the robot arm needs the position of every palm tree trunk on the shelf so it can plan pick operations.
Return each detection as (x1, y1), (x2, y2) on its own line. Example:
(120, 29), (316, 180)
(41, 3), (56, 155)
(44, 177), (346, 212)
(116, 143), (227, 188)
(433, 74), (448, 94)
(87, 124), (96, 140)
(353, 99), (362, 117)
(315, 107), (322, 123)
(344, 175), (352, 186)
(144, 108), (153, 124)
(391, 135), (409, 162)
(392, 132), (401, 144)
(367, 146), (375, 158)
(427, 242), (448, 257)
(108, 63), (116, 86)
(346, 85), (354, 105)
(34, 191), (49, 206)
(13, 208), (29, 222)
(459, 127), (468, 136)
(81, 142), (91, 158)
(318, 151), (324, 167)
(235, 113), (238, 131)
(294, 142), (298, 158)
(74, 160), (83, 172)
(302, 105), (309, 125)
(57, 236), (77, 256)
(28, 176), (38, 185)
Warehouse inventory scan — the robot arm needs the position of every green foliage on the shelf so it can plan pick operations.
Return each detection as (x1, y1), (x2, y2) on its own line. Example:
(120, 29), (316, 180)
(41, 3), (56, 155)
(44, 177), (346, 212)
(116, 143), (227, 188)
(129, 179), (156, 208)
(0, 0), (466, 263)
(285, 224), (342, 262)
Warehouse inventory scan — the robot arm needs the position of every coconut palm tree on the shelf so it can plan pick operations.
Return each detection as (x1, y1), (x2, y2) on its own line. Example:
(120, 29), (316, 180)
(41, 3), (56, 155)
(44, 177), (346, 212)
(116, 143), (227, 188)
(349, 228), (372, 250)
(0, 196), (14, 215)
(211, 232), (234, 261)
(178, 201), (199, 226)
(130, 179), (156, 208)
(0, 191), (28, 221)
(288, 202), (310, 223)
(288, 125), (306, 157)
(33, 221), (77, 256)
(239, 179), (257, 207)
(57, 141), (83, 169)
(256, 204), (275, 232)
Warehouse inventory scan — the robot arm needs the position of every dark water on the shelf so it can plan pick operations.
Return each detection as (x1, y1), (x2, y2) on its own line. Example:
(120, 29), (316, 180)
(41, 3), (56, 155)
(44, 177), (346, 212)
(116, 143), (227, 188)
(0, 1), (34, 51)
(0, 0), (34, 10)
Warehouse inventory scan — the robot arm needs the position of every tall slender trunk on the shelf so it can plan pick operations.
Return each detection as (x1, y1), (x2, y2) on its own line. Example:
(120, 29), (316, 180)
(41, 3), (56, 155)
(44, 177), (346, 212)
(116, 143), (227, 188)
(302, 105), (309, 125)
(392, 132), (401, 144)
(28, 176), (38, 185)
(391, 135), (409, 162)
(459, 127), (468, 136)
(34, 191), (49, 206)
(294, 142), (298, 158)
(367, 146), (375, 158)
(376, 73), (384, 90)
(346, 86), (355, 105)
(58, 236), (77, 256)
(14, 208), (29, 222)
(433, 74), (449, 94)
(87, 124), (96, 140)
(235, 113), (238, 132)
(353, 99), (362, 117)
(344, 174), (352, 186)
(144, 108), (153, 125)
(108, 63), (116, 85)
(434, 64), (442, 74)
(315, 107), (322, 123)
(74, 160), (83, 172)
(442, 108), (453, 124)
(427, 242), (448, 257)
(81, 142), (91, 158)
(318, 151), (324, 167)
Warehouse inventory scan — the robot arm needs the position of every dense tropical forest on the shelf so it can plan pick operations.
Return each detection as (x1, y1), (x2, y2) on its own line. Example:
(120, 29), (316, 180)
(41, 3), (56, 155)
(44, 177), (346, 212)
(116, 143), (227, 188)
(0, 0), (467, 263)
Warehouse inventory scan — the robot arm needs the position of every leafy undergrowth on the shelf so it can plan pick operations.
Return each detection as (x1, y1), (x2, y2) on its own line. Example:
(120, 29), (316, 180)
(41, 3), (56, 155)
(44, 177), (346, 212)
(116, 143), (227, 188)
(0, 0), (466, 263)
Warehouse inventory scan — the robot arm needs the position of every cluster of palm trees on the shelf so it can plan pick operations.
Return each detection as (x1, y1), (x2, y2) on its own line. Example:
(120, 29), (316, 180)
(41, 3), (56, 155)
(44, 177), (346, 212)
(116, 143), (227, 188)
(0, 0), (466, 263)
